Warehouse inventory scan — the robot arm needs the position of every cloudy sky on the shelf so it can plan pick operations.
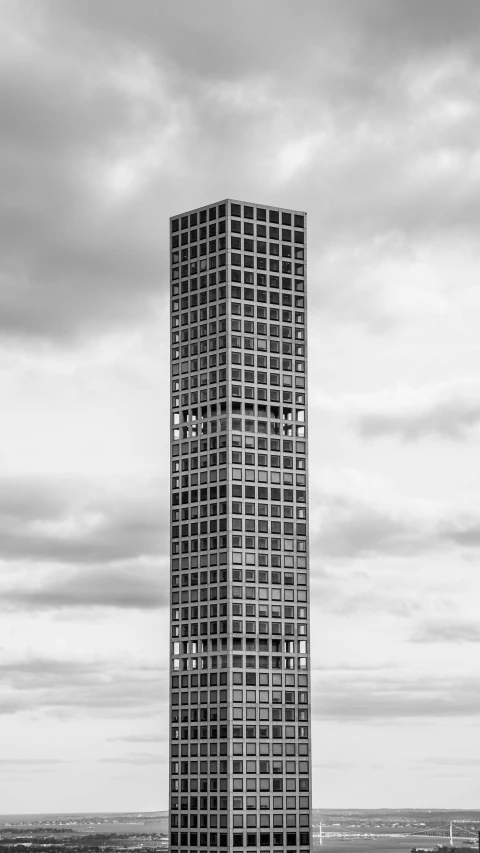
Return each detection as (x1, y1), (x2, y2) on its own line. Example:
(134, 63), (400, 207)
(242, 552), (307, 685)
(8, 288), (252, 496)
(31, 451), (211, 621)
(1, 0), (480, 814)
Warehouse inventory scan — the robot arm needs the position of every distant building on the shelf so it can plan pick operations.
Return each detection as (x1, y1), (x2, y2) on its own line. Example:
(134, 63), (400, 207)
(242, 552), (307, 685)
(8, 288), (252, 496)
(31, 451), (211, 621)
(169, 199), (311, 853)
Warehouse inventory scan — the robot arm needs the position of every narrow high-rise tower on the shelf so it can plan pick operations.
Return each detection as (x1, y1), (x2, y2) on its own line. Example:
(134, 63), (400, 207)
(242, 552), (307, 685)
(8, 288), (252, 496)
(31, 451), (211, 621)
(169, 199), (311, 853)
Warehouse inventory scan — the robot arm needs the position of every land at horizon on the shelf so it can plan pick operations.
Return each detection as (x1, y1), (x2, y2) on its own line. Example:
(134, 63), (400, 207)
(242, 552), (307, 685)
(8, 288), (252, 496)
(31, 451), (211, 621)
(1, 808), (479, 853)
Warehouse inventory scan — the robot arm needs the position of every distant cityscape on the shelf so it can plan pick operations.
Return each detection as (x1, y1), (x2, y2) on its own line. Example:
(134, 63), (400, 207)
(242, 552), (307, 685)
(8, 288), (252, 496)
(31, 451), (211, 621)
(0, 810), (479, 853)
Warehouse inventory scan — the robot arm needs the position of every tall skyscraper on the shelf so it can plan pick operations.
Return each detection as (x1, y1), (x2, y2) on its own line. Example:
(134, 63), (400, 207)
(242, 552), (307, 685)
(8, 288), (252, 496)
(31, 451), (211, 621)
(169, 199), (311, 853)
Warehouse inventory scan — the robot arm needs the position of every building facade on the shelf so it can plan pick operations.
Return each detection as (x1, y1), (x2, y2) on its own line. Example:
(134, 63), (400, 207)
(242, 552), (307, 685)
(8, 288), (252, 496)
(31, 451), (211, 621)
(169, 199), (311, 853)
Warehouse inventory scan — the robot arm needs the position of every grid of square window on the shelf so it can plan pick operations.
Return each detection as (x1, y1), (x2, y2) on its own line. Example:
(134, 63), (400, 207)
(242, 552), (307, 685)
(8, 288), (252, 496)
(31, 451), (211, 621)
(170, 200), (311, 853)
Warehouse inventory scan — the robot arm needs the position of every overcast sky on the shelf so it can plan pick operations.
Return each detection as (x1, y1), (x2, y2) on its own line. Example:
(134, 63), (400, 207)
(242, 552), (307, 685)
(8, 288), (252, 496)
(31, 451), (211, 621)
(1, 0), (480, 814)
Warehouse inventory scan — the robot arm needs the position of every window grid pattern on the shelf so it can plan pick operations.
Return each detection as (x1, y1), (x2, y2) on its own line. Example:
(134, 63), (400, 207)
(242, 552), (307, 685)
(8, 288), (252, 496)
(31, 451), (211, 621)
(170, 200), (311, 853)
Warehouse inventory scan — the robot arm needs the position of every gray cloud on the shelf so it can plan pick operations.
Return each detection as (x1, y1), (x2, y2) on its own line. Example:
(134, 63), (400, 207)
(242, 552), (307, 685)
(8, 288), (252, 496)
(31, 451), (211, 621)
(442, 519), (480, 547)
(357, 393), (480, 442)
(0, 757), (73, 774)
(311, 492), (432, 559)
(0, 758), (71, 765)
(311, 577), (424, 618)
(0, 475), (167, 565)
(2, 1), (480, 341)
(0, 2), (174, 342)
(0, 696), (31, 716)
(312, 759), (356, 769)
(56, 0), (480, 90)
(107, 733), (165, 743)
(311, 486), (480, 562)
(99, 752), (162, 765)
(420, 757), (480, 766)
(0, 475), (170, 610)
(411, 620), (480, 644)
(0, 654), (167, 718)
(1, 565), (168, 612)
(313, 671), (480, 721)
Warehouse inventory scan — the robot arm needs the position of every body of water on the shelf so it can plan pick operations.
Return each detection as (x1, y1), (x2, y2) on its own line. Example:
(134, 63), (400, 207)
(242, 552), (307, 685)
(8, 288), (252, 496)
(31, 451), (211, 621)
(0, 809), (478, 852)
